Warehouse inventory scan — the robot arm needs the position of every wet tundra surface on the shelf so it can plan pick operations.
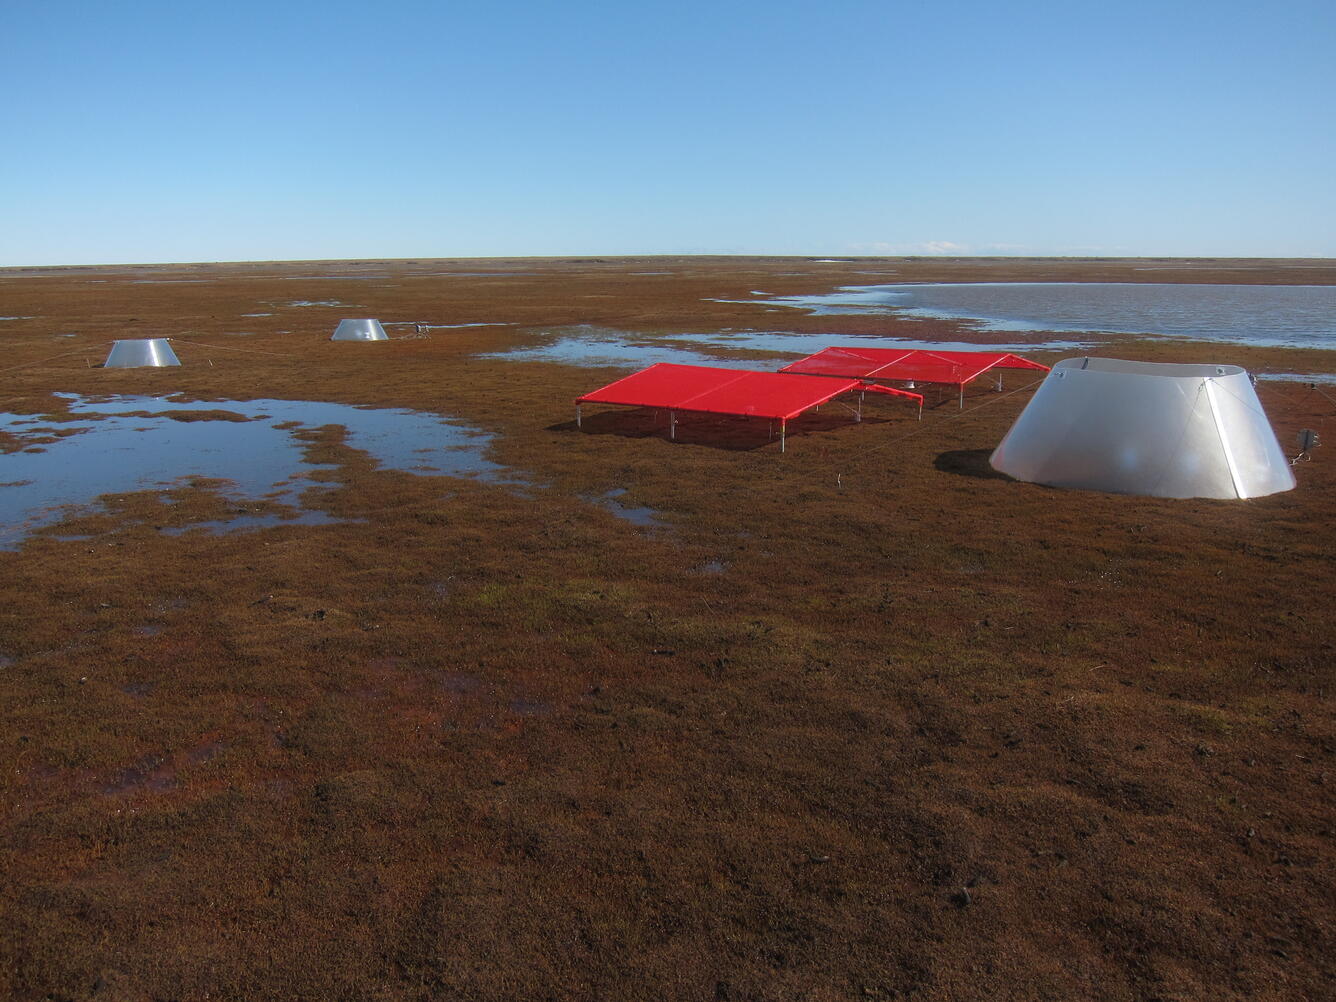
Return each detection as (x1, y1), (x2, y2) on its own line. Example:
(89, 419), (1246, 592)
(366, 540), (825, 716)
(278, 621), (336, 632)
(0, 256), (1333, 1002)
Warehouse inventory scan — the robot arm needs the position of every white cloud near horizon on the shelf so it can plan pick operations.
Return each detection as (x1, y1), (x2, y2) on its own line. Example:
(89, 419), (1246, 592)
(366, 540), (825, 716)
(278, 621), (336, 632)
(844, 240), (986, 256)
(841, 240), (1150, 258)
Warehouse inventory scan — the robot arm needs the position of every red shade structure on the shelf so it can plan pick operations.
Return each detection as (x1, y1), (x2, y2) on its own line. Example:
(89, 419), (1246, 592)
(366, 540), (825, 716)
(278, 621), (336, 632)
(575, 362), (922, 451)
(780, 347), (1050, 407)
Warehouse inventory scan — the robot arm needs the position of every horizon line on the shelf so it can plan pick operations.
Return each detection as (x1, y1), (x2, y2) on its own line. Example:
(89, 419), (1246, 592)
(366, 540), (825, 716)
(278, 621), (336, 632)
(5, 253), (1336, 273)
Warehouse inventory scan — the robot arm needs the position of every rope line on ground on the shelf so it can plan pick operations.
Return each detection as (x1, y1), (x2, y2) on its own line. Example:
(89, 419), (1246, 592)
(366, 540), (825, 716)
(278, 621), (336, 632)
(785, 375), (1048, 490)
(1307, 383), (1336, 413)
(788, 372), (1333, 494)
(0, 344), (114, 374)
(0, 336), (299, 372)
(1256, 379), (1336, 419)
(631, 374), (1048, 493)
(169, 338), (296, 357)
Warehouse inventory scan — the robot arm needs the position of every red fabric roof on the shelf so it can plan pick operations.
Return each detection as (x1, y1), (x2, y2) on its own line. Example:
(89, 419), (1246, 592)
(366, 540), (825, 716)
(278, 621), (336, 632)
(780, 347), (1050, 385)
(577, 363), (876, 422)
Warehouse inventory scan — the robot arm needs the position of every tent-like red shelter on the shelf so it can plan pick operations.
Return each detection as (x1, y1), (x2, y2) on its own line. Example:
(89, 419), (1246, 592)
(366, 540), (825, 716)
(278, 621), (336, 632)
(575, 362), (922, 451)
(780, 347), (1050, 407)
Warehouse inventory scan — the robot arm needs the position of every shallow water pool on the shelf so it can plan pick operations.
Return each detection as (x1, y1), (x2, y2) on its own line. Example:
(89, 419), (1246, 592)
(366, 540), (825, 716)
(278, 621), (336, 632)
(477, 326), (769, 369)
(1256, 372), (1336, 386)
(479, 325), (1084, 370)
(662, 330), (1090, 355)
(0, 394), (520, 548)
(590, 488), (665, 528)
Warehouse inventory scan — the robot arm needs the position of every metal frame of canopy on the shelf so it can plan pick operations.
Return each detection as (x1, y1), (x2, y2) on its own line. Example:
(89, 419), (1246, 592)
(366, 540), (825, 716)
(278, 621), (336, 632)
(575, 363), (922, 452)
(780, 348), (1050, 408)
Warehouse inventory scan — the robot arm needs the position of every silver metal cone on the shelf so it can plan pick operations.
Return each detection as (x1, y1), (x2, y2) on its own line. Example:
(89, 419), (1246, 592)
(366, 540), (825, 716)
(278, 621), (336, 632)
(990, 357), (1295, 499)
(331, 319), (389, 342)
(103, 338), (182, 368)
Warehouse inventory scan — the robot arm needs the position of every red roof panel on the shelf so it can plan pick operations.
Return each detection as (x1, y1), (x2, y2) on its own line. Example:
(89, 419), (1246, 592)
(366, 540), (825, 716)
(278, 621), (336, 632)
(780, 347), (1050, 385)
(577, 363), (872, 421)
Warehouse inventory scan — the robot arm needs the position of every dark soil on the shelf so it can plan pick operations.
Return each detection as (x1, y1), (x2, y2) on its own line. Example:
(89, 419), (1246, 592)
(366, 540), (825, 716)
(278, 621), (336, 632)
(1, 256), (1333, 1001)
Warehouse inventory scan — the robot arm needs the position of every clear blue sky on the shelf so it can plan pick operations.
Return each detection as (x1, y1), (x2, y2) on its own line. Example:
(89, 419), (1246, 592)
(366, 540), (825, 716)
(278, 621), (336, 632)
(3, 0), (1333, 266)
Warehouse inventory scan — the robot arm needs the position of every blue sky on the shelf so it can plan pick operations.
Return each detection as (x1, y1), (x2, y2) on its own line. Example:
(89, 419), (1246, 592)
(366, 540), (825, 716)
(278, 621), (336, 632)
(3, 0), (1333, 265)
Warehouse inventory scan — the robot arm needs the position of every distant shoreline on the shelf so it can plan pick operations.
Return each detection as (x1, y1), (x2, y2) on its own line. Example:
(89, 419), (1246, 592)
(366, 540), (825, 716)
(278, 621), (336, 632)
(4, 254), (1336, 282)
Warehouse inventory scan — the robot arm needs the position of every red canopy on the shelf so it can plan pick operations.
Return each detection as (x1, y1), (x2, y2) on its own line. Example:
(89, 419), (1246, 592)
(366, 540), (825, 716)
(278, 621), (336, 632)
(780, 347), (1050, 386)
(577, 362), (917, 421)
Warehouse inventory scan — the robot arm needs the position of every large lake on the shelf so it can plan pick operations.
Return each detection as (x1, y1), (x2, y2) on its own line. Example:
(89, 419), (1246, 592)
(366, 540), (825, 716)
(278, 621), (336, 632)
(760, 283), (1336, 349)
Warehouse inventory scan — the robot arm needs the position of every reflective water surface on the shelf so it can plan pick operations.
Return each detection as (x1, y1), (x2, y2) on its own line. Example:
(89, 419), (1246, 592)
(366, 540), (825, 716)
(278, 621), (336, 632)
(0, 394), (520, 548)
(750, 283), (1336, 348)
(591, 489), (665, 528)
(1256, 372), (1336, 385)
(477, 326), (771, 369)
(479, 325), (1086, 369)
(662, 330), (1090, 355)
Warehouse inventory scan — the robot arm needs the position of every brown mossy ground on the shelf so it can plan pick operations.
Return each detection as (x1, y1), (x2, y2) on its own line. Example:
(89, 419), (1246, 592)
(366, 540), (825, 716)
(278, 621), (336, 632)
(0, 257), (1333, 1001)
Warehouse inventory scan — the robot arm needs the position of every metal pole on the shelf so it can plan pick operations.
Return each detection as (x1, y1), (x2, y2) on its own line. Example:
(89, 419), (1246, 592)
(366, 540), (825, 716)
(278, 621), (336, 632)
(781, 419), (786, 453)
(857, 391), (863, 423)
(576, 404), (582, 429)
(670, 411), (676, 440)
(959, 385), (964, 409)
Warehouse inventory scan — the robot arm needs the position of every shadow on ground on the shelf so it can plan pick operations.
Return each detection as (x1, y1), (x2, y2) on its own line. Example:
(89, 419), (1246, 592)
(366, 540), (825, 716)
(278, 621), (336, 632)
(551, 409), (901, 452)
(934, 448), (1013, 480)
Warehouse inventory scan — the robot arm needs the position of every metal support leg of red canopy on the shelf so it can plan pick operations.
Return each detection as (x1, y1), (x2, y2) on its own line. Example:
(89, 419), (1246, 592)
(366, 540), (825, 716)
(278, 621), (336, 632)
(576, 404), (582, 428)
(959, 385), (965, 409)
(857, 391), (863, 423)
(780, 419), (787, 453)
(995, 374), (1003, 392)
(670, 410), (676, 441)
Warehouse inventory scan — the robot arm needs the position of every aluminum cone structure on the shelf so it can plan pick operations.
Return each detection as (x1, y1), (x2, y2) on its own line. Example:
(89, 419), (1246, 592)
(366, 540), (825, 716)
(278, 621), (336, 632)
(331, 319), (389, 342)
(103, 338), (181, 368)
(990, 357), (1295, 500)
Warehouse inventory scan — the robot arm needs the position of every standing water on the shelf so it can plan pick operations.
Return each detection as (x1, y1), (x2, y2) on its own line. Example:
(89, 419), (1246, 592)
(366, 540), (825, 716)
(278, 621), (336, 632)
(752, 283), (1336, 349)
(0, 394), (522, 548)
